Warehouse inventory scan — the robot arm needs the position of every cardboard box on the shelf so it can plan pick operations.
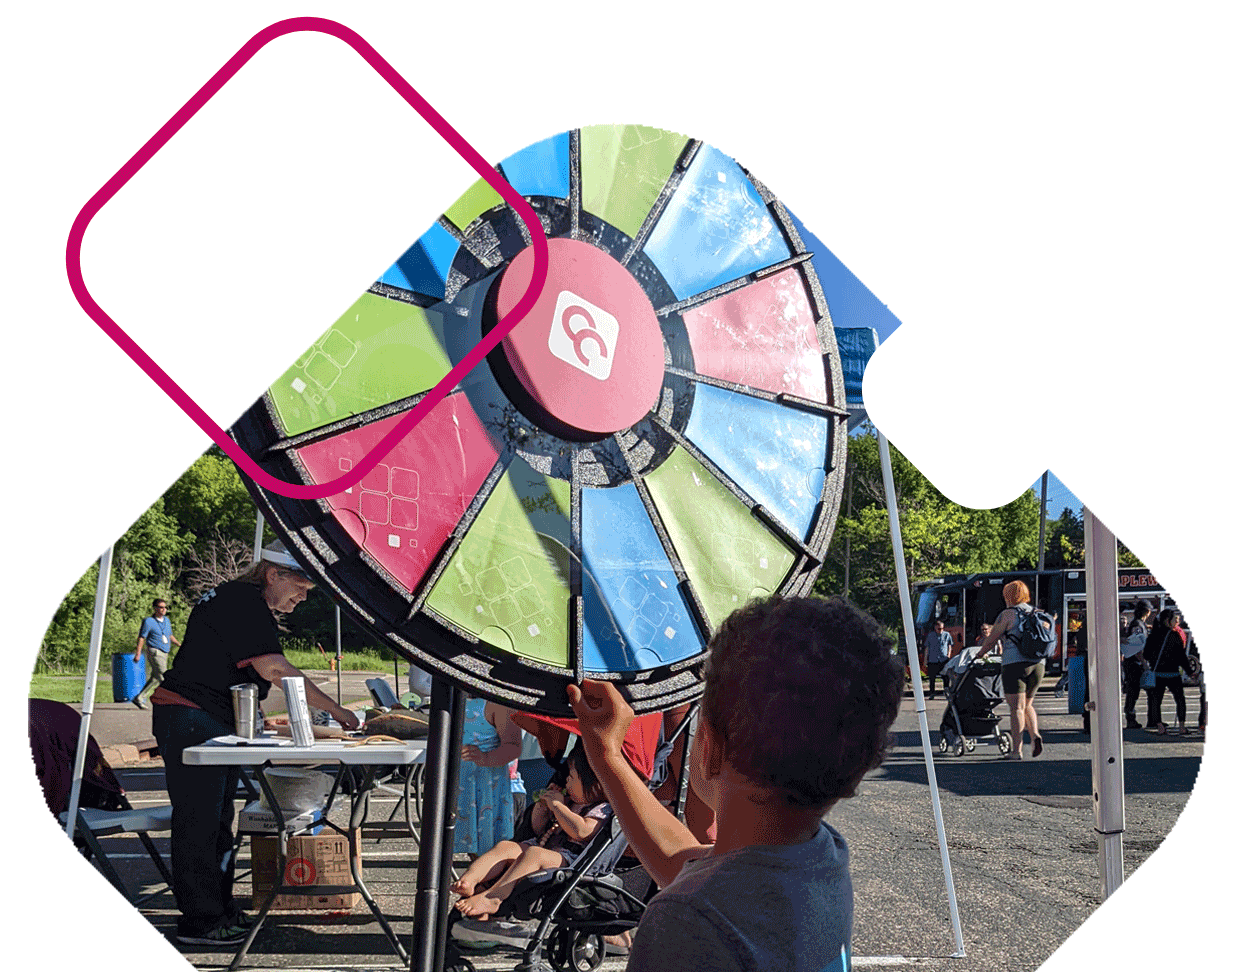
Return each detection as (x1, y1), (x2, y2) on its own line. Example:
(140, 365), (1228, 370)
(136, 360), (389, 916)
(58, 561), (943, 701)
(250, 830), (361, 911)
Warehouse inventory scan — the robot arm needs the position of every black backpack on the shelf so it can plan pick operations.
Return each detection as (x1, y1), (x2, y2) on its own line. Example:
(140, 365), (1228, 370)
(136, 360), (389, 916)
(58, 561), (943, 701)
(1011, 605), (1057, 661)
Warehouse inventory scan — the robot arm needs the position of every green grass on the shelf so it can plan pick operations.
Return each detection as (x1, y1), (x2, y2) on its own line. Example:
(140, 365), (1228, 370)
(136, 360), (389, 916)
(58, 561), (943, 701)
(29, 673), (107, 705)
(281, 648), (397, 673)
(29, 649), (399, 704)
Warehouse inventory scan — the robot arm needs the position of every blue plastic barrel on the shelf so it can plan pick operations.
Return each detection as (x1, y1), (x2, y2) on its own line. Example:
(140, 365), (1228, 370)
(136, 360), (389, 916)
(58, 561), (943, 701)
(112, 652), (145, 702)
(1067, 655), (1087, 715)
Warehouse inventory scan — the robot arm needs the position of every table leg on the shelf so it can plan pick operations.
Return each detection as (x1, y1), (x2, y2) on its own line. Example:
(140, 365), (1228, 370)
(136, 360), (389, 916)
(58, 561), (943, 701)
(230, 776), (287, 972)
(347, 765), (410, 965)
(400, 765), (422, 847)
(230, 875), (278, 971)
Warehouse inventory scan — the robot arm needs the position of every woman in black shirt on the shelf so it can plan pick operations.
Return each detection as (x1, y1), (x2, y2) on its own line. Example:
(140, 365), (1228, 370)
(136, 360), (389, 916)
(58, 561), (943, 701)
(152, 545), (358, 947)
(1141, 608), (1189, 736)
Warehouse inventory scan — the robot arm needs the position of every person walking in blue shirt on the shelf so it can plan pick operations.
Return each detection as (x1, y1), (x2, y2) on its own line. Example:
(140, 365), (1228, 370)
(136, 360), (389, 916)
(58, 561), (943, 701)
(924, 619), (954, 699)
(132, 598), (180, 709)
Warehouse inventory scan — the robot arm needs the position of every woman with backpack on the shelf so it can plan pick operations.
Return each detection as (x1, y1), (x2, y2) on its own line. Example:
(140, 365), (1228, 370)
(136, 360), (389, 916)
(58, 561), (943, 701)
(974, 580), (1052, 760)
(1141, 608), (1190, 735)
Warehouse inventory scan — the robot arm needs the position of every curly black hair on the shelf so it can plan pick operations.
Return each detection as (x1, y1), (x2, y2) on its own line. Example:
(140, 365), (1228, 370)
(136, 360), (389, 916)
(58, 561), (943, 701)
(701, 596), (904, 811)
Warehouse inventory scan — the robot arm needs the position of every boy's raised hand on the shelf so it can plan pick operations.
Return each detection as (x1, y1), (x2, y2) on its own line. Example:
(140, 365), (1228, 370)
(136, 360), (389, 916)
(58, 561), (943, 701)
(566, 679), (634, 762)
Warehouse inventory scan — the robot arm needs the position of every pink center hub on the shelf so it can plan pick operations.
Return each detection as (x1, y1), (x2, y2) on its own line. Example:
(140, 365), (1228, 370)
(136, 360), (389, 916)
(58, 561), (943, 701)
(494, 239), (665, 438)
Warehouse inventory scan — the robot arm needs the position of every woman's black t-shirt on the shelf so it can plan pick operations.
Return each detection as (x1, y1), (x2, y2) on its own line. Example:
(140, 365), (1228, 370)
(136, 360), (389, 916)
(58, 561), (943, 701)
(161, 581), (283, 726)
(1143, 628), (1188, 676)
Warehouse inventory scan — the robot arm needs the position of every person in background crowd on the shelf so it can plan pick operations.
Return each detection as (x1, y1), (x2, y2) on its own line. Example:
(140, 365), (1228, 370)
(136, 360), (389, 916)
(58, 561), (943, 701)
(152, 542), (359, 947)
(132, 598), (181, 709)
(1142, 608), (1189, 735)
(1180, 619), (1206, 732)
(1120, 600), (1152, 729)
(924, 619), (953, 699)
(975, 581), (1047, 760)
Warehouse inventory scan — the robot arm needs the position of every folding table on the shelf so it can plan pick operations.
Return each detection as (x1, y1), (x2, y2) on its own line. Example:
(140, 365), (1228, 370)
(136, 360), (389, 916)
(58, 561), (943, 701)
(183, 735), (426, 969)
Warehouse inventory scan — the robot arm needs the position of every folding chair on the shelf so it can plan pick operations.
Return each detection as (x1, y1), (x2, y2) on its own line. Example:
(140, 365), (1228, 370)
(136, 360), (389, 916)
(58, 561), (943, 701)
(365, 677), (402, 709)
(59, 800), (175, 905)
(360, 678), (428, 838)
(29, 699), (174, 905)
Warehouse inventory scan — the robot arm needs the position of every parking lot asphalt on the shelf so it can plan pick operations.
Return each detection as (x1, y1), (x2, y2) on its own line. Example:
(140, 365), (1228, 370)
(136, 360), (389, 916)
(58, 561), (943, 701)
(64, 679), (1205, 972)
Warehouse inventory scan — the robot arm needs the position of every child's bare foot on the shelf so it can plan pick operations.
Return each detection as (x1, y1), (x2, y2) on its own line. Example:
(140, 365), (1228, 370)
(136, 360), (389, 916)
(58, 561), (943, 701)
(455, 893), (502, 918)
(449, 875), (476, 897)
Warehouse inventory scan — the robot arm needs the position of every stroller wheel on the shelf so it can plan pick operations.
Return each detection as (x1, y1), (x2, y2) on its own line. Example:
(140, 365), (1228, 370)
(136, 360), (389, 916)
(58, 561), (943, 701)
(568, 932), (607, 972)
(546, 928), (570, 972)
(964, 737), (977, 753)
(938, 735), (950, 755)
(546, 929), (569, 972)
(443, 954), (475, 972)
(998, 731), (1013, 754)
(954, 736), (967, 756)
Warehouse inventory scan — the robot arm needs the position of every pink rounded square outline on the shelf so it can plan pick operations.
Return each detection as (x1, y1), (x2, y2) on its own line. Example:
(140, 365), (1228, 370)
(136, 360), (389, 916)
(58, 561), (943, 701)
(65, 16), (548, 501)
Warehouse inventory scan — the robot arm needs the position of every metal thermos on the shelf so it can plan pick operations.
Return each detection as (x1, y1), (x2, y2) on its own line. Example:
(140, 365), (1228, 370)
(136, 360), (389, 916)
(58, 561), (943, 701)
(231, 683), (258, 738)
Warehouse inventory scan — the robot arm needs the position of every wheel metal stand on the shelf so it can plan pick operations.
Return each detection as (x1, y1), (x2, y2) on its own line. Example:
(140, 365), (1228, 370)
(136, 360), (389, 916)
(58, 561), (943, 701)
(410, 679), (466, 972)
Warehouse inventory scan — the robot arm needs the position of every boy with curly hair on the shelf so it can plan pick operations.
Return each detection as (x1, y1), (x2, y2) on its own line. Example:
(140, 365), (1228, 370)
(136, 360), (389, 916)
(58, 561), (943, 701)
(568, 596), (903, 972)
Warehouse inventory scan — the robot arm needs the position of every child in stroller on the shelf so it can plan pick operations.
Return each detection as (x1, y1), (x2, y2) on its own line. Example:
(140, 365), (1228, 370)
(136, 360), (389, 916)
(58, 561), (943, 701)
(447, 706), (692, 971)
(452, 745), (611, 918)
(938, 645), (1013, 756)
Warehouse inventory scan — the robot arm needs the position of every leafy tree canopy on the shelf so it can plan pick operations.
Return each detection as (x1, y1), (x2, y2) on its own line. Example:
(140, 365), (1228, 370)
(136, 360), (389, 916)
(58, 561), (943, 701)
(162, 447), (258, 544)
(815, 432), (1041, 636)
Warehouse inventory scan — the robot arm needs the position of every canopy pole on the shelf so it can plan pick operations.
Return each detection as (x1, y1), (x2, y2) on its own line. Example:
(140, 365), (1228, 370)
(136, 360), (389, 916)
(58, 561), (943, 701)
(252, 510), (265, 563)
(877, 431), (965, 957)
(1084, 508), (1125, 897)
(66, 546), (113, 843)
(334, 604), (343, 704)
(1038, 472), (1049, 570)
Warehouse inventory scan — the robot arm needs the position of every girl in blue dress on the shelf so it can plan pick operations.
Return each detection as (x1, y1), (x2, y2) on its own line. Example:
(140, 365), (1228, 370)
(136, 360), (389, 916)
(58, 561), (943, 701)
(455, 697), (521, 856)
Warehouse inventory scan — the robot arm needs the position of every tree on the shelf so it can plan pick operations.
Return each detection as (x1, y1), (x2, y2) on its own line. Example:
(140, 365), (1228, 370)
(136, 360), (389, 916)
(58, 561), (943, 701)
(814, 432), (1042, 636)
(181, 529), (254, 598)
(1041, 507), (1084, 568)
(1037, 504), (1144, 568)
(36, 498), (195, 671)
(162, 447), (258, 546)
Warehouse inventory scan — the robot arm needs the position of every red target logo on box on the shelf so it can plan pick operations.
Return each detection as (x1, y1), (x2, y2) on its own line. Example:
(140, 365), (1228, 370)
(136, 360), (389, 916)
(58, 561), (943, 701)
(285, 857), (317, 886)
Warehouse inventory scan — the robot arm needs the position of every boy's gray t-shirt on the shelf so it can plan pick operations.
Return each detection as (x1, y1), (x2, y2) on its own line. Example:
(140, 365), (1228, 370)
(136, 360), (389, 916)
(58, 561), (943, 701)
(626, 822), (852, 972)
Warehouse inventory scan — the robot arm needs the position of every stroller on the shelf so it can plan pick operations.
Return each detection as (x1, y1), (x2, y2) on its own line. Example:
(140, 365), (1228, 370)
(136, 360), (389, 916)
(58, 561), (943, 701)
(446, 703), (697, 972)
(937, 647), (1013, 756)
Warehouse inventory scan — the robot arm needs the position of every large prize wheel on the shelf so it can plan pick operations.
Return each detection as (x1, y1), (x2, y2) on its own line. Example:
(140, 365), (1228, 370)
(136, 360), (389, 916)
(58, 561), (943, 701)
(232, 125), (849, 716)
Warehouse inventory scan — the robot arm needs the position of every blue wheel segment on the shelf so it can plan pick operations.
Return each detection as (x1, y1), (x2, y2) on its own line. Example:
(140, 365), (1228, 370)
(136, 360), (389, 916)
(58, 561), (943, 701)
(499, 132), (571, 200)
(642, 143), (792, 299)
(684, 383), (830, 541)
(377, 221), (461, 299)
(581, 482), (704, 672)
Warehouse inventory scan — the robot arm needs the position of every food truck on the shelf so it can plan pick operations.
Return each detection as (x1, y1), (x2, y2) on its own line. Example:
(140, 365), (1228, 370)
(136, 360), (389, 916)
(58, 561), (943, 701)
(913, 567), (1175, 673)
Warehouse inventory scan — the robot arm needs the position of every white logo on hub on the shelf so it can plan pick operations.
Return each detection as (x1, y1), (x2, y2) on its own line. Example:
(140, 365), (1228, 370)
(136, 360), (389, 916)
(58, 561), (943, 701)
(548, 290), (619, 381)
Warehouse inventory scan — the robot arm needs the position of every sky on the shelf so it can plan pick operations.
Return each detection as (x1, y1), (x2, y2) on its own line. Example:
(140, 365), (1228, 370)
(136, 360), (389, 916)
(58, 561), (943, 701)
(1034, 472), (1083, 521)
